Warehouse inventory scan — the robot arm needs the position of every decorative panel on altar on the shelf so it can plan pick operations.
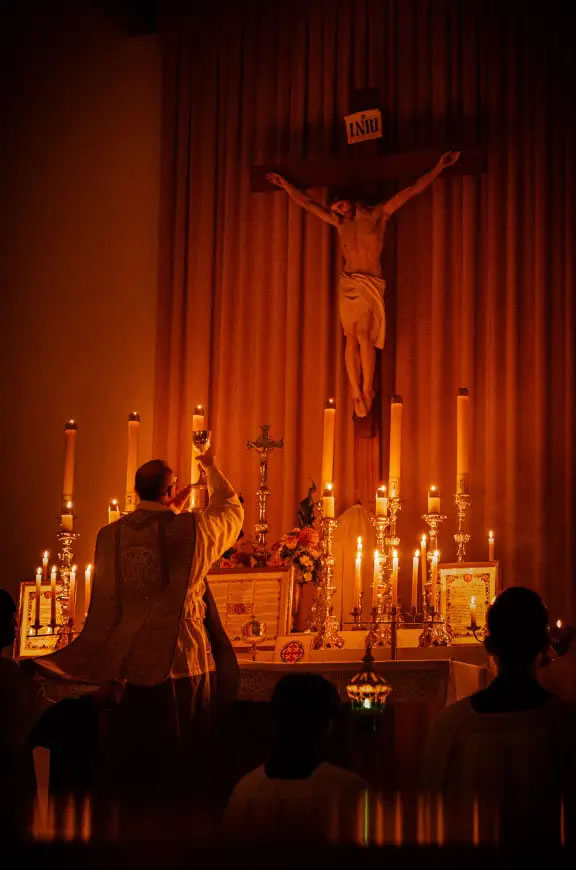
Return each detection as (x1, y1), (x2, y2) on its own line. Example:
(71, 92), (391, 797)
(207, 566), (294, 643)
(440, 562), (500, 640)
(16, 581), (64, 658)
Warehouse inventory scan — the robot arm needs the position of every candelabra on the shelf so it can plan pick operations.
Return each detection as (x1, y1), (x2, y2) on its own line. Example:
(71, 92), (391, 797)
(313, 514), (344, 650)
(419, 511), (451, 645)
(453, 493), (472, 562)
(367, 513), (392, 646)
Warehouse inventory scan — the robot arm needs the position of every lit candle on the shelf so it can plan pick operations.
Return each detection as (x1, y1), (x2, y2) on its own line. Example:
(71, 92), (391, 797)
(411, 551), (420, 610)
(354, 536), (363, 611)
(372, 550), (381, 609)
(427, 486), (440, 514)
(321, 398), (336, 489)
(62, 420), (77, 507)
(556, 619), (563, 629)
(488, 530), (495, 561)
(42, 550), (49, 584)
(439, 569), (447, 617)
(191, 405), (206, 485)
(376, 485), (388, 517)
(430, 552), (439, 612)
(420, 535), (427, 612)
(388, 396), (403, 498)
(69, 565), (77, 625)
(470, 596), (477, 629)
(108, 499), (121, 523)
(35, 566), (42, 626)
(50, 565), (58, 627)
(391, 550), (399, 607)
(61, 501), (74, 532)
(456, 388), (470, 494)
(124, 412), (140, 512)
(84, 564), (93, 617)
(322, 483), (335, 518)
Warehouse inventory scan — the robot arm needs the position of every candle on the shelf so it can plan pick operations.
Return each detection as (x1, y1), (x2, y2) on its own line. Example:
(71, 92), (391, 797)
(62, 420), (77, 507)
(430, 552), (439, 612)
(427, 486), (440, 514)
(42, 550), (49, 584)
(108, 499), (121, 523)
(35, 566), (42, 627)
(61, 501), (74, 532)
(470, 595), (477, 629)
(322, 483), (335, 518)
(50, 565), (57, 627)
(69, 565), (77, 624)
(556, 619), (563, 629)
(376, 485), (388, 517)
(456, 388), (470, 494)
(354, 536), (363, 611)
(124, 412), (141, 512)
(391, 550), (399, 607)
(420, 535), (427, 612)
(439, 570), (447, 617)
(411, 551), (420, 610)
(372, 550), (381, 609)
(191, 404), (206, 485)
(388, 396), (403, 498)
(321, 398), (336, 489)
(488, 530), (495, 561)
(84, 564), (93, 617)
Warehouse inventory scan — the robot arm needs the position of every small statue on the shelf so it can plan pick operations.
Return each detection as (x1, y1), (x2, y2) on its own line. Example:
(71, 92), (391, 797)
(297, 480), (317, 528)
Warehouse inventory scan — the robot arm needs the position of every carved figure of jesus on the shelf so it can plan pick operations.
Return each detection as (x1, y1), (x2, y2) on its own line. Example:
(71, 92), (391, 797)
(267, 150), (460, 417)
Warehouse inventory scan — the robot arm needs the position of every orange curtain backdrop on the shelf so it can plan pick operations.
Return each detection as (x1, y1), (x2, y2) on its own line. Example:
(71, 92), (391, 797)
(154, 1), (575, 625)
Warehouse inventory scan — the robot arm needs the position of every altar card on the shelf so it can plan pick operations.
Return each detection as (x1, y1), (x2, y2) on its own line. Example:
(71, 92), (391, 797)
(16, 581), (64, 658)
(440, 562), (500, 641)
(207, 567), (293, 643)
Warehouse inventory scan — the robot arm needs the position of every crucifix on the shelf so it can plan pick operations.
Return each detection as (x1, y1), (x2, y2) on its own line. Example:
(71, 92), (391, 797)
(247, 424), (284, 564)
(252, 88), (486, 505)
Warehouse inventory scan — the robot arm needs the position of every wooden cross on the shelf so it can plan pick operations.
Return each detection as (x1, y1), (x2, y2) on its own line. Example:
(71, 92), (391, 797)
(251, 88), (487, 505)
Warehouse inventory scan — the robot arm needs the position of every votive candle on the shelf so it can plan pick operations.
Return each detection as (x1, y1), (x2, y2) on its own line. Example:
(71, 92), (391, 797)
(411, 551), (420, 610)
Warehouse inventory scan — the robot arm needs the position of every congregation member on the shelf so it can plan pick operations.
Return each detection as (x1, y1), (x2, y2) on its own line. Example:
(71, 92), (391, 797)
(223, 673), (370, 844)
(422, 587), (576, 845)
(35, 450), (243, 781)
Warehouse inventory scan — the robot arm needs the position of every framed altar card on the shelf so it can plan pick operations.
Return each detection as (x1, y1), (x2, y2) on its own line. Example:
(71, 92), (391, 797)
(16, 581), (64, 658)
(274, 634), (314, 664)
(207, 566), (294, 643)
(440, 562), (500, 641)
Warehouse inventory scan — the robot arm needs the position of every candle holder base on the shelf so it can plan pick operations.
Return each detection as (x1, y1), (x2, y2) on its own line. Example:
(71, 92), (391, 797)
(366, 621), (391, 647)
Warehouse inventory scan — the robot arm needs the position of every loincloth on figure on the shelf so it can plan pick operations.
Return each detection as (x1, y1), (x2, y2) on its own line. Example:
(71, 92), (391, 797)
(338, 272), (386, 349)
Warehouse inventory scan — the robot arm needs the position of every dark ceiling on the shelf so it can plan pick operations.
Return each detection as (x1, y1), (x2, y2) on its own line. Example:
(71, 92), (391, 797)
(92, 0), (157, 35)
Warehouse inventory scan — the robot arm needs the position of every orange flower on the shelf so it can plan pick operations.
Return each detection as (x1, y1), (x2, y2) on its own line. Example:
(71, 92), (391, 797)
(298, 526), (320, 548)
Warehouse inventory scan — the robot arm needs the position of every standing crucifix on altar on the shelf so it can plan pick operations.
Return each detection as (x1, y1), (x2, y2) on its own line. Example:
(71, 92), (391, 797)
(266, 150), (460, 418)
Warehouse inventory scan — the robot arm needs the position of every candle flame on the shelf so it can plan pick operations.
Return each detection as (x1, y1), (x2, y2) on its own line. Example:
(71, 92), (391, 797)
(111, 499), (118, 505)
(471, 596), (476, 607)
(430, 485), (437, 492)
(420, 534), (427, 545)
(327, 397), (335, 406)
(325, 483), (333, 493)
(557, 619), (563, 629)
(43, 550), (49, 558)
(36, 566), (41, 574)
(66, 501), (72, 510)
(393, 549), (398, 559)
(434, 549), (440, 558)
(489, 530), (494, 539)
(414, 550), (420, 558)
(68, 419), (75, 424)
(357, 536), (363, 546)
(72, 564), (77, 571)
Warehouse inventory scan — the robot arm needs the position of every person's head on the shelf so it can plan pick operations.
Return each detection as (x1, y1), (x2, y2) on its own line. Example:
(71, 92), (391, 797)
(271, 673), (341, 743)
(134, 459), (174, 505)
(485, 586), (550, 672)
(328, 189), (356, 219)
(0, 589), (17, 650)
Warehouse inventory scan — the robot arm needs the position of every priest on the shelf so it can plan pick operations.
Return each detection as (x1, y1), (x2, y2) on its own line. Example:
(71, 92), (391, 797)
(35, 451), (243, 762)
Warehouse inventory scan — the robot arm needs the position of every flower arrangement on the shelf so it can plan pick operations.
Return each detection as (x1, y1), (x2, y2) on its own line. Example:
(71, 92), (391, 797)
(272, 525), (322, 584)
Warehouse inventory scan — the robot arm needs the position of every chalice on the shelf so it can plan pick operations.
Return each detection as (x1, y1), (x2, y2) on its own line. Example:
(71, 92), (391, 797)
(242, 619), (267, 661)
(192, 429), (212, 455)
(190, 429), (212, 510)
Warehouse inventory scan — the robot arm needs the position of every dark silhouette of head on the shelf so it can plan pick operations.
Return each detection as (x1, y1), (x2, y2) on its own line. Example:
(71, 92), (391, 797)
(271, 673), (341, 742)
(0, 589), (17, 650)
(485, 587), (549, 670)
(135, 459), (173, 504)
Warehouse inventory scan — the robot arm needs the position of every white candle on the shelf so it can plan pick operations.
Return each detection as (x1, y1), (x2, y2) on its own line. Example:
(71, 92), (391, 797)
(488, 530), (495, 561)
(42, 550), (49, 584)
(50, 565), (58, 627)
(62, 420), (77, 507)
(124, 412), (140, 512)
(439, 570), (447, 617)
(108, 499), (121, 523)
(69, 565), (77, 625)
(321, 398), (336, 489)
(388, 396), (403, 498)
(191, 405), (206, 485)
(354, 536), (363, 611)
(470, 596), (477, 628)
(61, 501), (74, 532)
(84, 564), (93, 617)
(372, 550), (381, 609)
(35, 567), (42, 626)
(411, 551), (420, 610)
(376, 485), (388, 517)
(430, 552), (439, 612)
(427, 486), (440, 514)
(420, 536), (427, 612)
(322, 483), (335, 518)
(456, 388), (470, 494)
(391, 550), (399, 607)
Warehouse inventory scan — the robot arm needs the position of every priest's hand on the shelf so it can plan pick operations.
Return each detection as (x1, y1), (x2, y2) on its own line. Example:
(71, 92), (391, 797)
(439, 150), (460, 169)
(197, 449), (215, 469)
(266, 172), (287, 188)
(170, 484), (194, 514)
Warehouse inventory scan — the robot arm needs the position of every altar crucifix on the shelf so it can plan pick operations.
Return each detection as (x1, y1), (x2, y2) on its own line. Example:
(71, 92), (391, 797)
(247, 424), (284, 564)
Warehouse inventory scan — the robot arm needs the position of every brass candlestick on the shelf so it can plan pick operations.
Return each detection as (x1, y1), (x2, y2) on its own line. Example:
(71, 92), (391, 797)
(314, 515), (344, 650)
(454, 493), (472, 562)
(421, 512), (446, 615)
(367, 514), (392, 646)
(55, 524), (79, 648)
(247, 425), (283, 566)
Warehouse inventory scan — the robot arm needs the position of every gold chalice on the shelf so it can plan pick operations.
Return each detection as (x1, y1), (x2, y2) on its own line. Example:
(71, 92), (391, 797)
(242, 619), (267, 661)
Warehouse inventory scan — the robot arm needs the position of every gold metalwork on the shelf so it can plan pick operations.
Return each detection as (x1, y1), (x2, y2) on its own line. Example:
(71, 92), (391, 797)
(54, 524), (79, 648)
(367, 514), (391, 646)
(247, 425), (283, 565)
(454, 493), (472, 562)
(346, 645), (392, 713)
(313, 514), (344, 649)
